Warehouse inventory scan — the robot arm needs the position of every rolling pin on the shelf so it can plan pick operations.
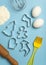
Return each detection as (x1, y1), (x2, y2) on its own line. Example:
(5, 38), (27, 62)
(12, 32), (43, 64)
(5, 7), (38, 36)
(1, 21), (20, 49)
(0, 44), (18, 65)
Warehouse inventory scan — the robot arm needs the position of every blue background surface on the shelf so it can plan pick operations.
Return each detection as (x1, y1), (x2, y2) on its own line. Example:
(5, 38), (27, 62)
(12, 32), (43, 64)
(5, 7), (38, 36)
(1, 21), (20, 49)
(0, 0), (46, 65)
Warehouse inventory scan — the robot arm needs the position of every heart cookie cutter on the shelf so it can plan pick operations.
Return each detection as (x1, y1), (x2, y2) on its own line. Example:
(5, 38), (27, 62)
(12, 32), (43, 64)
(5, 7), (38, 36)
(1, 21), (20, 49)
(8, 38), (17, 49)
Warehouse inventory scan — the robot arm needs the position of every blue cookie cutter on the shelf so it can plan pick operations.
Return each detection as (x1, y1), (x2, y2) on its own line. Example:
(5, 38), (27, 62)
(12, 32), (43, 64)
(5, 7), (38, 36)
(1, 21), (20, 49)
(2, 21), (15, 37)
(8, 38), (17, 49)
(19, 40), (30, 57)
(21, 14), (31, 27)
(11, 0), (26, 11)
(17, 26), (28, 39)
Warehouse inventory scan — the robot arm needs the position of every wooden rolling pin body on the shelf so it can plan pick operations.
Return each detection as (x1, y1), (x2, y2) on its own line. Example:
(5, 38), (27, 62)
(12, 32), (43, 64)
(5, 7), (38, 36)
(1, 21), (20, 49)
(0, 45), (18, 65)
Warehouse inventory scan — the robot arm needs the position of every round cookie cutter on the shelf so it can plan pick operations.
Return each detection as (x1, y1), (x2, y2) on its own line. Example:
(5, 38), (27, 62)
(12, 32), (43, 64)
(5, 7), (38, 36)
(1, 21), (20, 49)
(10, 0), (26, 11)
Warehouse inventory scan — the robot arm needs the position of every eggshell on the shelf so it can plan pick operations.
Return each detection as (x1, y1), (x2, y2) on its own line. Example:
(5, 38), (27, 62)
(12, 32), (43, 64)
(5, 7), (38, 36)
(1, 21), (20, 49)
(32, 6), (42, 17)
(33, 19), (44, 28)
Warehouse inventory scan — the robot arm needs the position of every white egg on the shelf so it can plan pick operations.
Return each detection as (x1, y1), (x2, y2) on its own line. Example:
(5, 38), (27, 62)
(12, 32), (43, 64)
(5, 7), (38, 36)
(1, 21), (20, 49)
(33, 19), (44, 28)
(32, 6), (42, 17)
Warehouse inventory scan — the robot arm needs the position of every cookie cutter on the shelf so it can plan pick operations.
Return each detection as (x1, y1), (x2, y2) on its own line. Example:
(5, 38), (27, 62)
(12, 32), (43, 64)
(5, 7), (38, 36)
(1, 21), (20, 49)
(2, 21), (15, 37)
(11, 0), (26, 11)
(21, 14), (31, 27)
(19, 40), (30, 57)
(17, 26), (28, 39)
(8, 38), (17, 49)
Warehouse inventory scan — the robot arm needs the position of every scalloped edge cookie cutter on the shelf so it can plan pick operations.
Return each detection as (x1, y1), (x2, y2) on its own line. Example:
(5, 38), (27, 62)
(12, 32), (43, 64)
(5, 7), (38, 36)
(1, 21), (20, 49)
(17, 26), (28, 39)
(15, 0), (25, 8)
(21, 14), (31, 27)
(11, 0), (26, 11)
(19, 40), (30, 57)
(2, 21), (15, 37)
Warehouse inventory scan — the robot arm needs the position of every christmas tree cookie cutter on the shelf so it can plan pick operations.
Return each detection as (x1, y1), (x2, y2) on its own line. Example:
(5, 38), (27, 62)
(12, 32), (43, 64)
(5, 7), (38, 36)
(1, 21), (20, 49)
(2, 21), (15, 37)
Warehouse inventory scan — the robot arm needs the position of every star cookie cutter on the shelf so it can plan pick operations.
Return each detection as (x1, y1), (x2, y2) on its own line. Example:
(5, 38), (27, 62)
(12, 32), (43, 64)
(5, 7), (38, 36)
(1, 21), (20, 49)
(21, 14), (31, 27)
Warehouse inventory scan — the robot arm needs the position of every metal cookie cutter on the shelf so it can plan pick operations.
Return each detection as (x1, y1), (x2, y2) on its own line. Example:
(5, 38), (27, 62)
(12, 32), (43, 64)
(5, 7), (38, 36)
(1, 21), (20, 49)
(17, 26), (27, 39)
(21, 14), (31, 27)
(2, 21), (15, 37)
(11, 0), (26, 11)
(8, 38), (17, 49)
(19, 40), (30, 57)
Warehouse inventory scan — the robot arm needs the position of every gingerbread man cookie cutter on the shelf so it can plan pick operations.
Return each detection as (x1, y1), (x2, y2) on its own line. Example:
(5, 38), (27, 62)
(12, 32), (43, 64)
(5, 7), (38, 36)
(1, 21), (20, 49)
(17, 26), (28, 39)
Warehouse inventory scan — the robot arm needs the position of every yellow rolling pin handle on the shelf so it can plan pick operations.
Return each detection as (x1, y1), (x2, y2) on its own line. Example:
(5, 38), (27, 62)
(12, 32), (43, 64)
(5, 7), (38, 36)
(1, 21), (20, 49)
(27, 37), (42, 65)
